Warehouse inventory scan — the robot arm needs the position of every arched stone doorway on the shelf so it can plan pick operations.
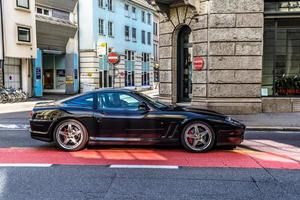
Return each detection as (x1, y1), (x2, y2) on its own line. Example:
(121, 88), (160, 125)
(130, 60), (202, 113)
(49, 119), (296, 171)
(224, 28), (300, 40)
(177, 25), (193, 103)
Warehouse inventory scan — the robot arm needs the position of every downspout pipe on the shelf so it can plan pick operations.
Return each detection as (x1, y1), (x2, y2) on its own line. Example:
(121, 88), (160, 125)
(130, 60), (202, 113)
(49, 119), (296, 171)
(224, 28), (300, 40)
(0, 0), (5, 86)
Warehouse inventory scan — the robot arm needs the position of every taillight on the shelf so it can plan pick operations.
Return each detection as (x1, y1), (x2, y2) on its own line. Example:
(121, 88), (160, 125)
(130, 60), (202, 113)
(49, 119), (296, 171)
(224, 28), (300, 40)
(29, 111), (33, 118)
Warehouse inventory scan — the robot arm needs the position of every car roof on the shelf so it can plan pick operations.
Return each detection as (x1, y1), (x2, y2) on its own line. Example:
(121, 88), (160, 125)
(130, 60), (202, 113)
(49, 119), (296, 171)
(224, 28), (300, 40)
(92, 88), (136, 93)
(59, 89), (137, 103)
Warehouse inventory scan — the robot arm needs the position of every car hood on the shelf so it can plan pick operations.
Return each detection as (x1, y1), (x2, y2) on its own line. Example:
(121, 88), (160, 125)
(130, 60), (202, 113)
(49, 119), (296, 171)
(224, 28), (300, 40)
(172, 106), (226, 118)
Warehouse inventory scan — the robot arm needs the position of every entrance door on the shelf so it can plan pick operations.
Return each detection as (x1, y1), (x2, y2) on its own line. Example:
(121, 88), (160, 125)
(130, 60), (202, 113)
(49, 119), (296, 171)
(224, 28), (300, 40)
(43, 69), (54, 89)
(177, 26), (193, 103)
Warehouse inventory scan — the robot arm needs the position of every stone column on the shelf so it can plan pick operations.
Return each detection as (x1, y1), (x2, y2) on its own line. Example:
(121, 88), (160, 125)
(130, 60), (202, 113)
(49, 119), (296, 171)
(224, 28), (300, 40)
(192, 0), (264, 114)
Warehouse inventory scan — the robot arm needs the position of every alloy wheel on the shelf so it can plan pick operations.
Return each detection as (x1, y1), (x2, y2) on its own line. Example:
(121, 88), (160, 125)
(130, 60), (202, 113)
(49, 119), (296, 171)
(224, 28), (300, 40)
(183, 122), (213, 152)
(55, 121), (85, 151)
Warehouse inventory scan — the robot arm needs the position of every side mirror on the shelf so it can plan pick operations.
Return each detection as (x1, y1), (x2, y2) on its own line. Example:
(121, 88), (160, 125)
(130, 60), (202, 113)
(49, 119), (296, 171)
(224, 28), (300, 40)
(138, 102), (150, 112)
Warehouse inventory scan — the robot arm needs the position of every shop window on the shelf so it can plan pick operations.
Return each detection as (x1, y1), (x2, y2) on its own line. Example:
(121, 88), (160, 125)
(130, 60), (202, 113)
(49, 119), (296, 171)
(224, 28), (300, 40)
(17, 26), (31, 43)
(262, 18), (300, 96)
(16, 0), (29, 9)
(265, 1), (300, 13)
(142, 53), (150, 86)
(99, 56), (112, 88)
(125, 50), (135, 87)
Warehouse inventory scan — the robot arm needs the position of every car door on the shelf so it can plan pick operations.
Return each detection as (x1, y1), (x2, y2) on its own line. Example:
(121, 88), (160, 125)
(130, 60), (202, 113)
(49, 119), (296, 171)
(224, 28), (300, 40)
(94, 91), (165, 139)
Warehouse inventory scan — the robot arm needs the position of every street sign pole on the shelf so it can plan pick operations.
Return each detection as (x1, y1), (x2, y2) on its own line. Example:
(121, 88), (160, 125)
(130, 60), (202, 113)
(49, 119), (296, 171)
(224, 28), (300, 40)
(112, 63), (115, 89)
(107, 52), (120, 89)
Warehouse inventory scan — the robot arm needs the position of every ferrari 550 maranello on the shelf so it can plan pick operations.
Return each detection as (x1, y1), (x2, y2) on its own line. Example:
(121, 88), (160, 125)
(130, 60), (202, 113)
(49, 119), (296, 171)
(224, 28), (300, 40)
(29, 89), (246, 152)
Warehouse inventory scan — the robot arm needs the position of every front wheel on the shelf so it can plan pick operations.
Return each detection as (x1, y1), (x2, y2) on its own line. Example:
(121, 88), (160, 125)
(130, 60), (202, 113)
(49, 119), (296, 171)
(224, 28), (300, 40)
(54, 119), (89, 151)
(181, 121), (215, 153)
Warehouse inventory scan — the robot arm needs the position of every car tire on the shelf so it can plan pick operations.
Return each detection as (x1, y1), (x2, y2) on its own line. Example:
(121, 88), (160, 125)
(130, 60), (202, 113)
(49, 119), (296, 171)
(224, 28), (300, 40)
(181, 121), (215, 153)
(53, 119), (89, 151)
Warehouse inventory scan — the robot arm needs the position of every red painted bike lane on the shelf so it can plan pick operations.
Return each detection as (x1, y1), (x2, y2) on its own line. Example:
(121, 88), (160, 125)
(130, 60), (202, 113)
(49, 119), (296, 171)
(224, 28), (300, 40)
(0, 147), (299, 170)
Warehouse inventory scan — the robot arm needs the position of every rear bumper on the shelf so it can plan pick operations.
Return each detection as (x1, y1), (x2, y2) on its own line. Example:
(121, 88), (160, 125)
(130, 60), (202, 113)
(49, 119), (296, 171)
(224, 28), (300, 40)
(30, 120), (53, 142)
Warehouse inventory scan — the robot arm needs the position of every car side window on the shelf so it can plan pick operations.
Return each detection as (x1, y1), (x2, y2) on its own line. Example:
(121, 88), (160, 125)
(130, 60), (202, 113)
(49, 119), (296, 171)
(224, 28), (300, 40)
(98, 92), (140, 111)
(65, 94), (94, 108)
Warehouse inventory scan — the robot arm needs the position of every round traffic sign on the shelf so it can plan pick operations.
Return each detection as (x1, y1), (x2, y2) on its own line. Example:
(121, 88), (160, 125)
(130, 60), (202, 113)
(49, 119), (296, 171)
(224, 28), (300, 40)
(108, 52), (120, 65)
(194, 57), (204, 71)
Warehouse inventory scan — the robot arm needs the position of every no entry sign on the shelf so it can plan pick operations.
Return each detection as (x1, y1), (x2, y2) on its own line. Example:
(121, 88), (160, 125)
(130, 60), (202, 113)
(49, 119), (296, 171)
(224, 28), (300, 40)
(194, 57), (204, 71)
(108, 52), (120, 65)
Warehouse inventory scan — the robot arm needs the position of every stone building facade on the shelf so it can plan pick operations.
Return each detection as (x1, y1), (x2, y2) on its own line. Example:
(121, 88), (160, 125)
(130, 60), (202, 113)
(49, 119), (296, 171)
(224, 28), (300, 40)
(152, 0), (264, 114)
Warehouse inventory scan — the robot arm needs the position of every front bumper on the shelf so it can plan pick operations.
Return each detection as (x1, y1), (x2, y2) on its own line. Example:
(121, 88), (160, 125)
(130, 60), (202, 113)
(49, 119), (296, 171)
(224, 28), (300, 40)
(216, 123), (246, 146)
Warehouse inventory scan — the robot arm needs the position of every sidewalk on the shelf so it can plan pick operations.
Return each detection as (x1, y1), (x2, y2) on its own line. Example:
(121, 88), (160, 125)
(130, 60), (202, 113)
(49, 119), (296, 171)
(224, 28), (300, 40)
(232, 113), (300, 131)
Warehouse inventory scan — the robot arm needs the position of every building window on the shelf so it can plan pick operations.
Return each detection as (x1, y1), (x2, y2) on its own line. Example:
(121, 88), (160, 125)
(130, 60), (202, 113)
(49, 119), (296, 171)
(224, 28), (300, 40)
(16, 0), (29, 9)
(141, 11), (145, 23)
(153, 43), (158, 62)
(142, 53), (150, 86)
(153, 22), (158, 36)
(263, 17), (300, 97)
(125, 4), (130, 17)
(147, 13), (151, 25)
(147, 32), (151, 45)
(99, 19), (105, 35)
(36, 7), (51, 16)
(17, 26), (31, 43)
(132, 7), (136, 19)
(99, 56), (112, 88)
(98, 0), (104, 8)
(132, 27), (137, 42)
(108, 0), (113, 11)
(125, 50), (135, 87)
(125, 26), (130, 41)
(141, 30), (145, 44)
(108, 21), (114, 37)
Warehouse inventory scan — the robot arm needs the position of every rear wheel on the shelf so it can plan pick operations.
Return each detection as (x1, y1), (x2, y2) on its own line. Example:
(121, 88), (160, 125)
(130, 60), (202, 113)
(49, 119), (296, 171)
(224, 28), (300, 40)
(181, 121), (215, 153)
(54, 119), (89, 151)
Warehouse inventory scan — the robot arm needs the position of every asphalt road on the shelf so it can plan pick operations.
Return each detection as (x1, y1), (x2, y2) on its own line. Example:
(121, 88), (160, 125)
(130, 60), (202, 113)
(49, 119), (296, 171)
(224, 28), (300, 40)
(0, 112), (299, 200)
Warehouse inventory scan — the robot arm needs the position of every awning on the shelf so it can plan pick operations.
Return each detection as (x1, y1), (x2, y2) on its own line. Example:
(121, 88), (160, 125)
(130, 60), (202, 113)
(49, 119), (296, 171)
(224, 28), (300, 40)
(36, 15), (77, 52)
(36, 0), (78, 12)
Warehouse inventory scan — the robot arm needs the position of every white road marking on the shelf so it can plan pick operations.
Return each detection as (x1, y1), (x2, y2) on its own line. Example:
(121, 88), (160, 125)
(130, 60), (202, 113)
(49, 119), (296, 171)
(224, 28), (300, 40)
(0, 124), (29, 130)
(0, 164), (52, 168)
(109, 165), (179, 169)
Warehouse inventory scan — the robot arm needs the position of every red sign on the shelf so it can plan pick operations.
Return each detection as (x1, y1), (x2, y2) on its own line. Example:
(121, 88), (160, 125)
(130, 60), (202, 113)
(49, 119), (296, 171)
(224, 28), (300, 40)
(108, 52), (120, 65)
(194, 57), (204, 71)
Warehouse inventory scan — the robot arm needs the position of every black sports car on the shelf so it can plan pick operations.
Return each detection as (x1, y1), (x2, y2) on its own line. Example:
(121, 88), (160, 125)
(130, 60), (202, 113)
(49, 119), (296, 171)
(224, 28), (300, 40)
(30, 89), (245, 152)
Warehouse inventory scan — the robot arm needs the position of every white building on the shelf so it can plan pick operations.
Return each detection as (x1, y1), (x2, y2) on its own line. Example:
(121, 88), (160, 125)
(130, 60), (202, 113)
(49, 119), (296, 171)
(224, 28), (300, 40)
(0, 0), (37, 96)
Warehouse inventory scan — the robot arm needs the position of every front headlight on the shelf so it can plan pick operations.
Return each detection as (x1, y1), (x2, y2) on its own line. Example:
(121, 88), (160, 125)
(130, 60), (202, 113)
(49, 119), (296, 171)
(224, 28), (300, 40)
(225, 116), (234, 123)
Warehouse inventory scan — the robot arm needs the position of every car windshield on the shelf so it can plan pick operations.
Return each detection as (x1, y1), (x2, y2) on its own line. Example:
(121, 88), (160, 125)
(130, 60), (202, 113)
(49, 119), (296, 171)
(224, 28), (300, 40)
(137, 92), (170, 109)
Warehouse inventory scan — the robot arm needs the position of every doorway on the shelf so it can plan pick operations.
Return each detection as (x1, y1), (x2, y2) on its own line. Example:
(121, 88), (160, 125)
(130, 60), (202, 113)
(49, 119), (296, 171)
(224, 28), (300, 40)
(177, 25), (193, 102)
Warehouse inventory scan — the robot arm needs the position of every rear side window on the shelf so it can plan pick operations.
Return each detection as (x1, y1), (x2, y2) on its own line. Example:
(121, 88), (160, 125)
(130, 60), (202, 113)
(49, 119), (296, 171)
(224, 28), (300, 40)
(65, 94), (94, 108)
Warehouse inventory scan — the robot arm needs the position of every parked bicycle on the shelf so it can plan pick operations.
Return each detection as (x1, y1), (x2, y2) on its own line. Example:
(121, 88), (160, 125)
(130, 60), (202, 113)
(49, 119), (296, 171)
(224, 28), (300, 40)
(0, 87), (28, 104)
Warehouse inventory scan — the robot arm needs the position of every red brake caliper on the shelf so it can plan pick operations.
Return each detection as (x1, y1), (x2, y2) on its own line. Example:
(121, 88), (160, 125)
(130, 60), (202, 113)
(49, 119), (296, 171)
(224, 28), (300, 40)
(187, 130), (194, 144)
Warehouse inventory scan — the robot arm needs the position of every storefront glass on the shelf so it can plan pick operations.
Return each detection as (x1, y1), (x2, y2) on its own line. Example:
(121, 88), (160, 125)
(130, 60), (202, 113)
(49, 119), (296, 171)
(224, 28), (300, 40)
(263, 1), (300, 96)
(43, 54), (66, 92)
